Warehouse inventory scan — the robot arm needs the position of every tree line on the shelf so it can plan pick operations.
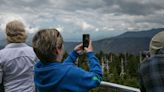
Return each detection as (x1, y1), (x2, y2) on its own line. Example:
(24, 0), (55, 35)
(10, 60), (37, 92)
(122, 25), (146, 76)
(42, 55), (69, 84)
(63, 51), (141, 92)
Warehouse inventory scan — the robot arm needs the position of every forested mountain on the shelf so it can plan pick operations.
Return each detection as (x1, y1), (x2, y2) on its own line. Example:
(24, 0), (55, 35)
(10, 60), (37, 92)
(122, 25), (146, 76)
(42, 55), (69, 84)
(0, 28), (164, 55)
(65, 28), (164, 55)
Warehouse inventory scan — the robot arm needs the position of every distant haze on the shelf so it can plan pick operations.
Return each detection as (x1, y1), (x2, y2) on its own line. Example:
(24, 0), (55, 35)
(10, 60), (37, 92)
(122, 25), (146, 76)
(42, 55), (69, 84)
(0, 28), (164, 54)
(0, 0), (164, 41)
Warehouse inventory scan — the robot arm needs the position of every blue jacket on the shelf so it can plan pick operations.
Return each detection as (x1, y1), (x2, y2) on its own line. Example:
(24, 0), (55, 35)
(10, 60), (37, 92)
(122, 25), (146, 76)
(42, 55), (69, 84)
(34, 51), (102, 92)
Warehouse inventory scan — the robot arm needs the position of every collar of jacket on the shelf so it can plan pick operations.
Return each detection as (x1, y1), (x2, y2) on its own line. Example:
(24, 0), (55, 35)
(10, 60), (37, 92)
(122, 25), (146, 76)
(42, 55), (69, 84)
(5, 43), (28, 48)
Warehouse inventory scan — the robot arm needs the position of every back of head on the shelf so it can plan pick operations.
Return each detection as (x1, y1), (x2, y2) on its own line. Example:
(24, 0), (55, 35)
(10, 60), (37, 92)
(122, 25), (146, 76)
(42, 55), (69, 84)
(149, 31), (164, 55)
(32, 29), (63, 63)
(6, 20), (27, 43)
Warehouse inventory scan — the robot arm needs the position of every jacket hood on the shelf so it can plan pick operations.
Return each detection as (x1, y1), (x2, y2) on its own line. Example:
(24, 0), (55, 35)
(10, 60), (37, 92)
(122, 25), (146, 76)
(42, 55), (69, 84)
(34, 61), (71, 89)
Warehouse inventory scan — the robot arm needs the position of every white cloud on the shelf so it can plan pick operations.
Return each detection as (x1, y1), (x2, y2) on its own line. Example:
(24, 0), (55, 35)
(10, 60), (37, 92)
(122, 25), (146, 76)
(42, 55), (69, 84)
(26, 27), (39, 33)
(56, 25), (64, 33)
(0, 0), (164, 41)
(0, 13), (26, 31)
(95, 28), (99, 32)
(80, 21), (94, 30)
(0, 13), (39, 34)
(21, 0), (35, 3)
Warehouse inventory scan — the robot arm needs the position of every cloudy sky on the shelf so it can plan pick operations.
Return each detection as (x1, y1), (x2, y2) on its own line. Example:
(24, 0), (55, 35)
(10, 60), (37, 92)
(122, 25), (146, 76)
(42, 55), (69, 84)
(0, 0), (164, 41)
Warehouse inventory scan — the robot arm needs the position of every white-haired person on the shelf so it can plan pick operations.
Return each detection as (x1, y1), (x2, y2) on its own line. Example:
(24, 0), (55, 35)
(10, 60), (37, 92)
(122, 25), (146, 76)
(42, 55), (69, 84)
(0, 20), (38, 92)
(32, 29), (102, 92)
(139, 31), (164, 92)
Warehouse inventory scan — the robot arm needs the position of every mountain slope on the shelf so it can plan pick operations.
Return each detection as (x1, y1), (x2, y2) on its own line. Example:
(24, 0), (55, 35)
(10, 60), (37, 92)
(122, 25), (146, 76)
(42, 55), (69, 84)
(0, 28), (164, 55)
(64, 28), (164, 54)
(93, 28), (164, 54)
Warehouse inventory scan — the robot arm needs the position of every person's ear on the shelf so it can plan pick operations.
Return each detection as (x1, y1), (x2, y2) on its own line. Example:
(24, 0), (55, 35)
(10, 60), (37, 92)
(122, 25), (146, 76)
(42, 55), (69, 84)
(56, 48), (62, 55)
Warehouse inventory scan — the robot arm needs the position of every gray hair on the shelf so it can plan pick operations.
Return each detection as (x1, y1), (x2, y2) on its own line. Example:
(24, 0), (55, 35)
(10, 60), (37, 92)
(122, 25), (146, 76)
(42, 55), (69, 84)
(32, 29), (63, 62)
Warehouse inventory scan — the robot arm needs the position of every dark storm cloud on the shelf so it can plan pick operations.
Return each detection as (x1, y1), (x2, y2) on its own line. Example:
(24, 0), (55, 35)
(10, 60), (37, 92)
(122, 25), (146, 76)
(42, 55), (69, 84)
(102, 0), (164, 15)
(0, 0), (164, 41)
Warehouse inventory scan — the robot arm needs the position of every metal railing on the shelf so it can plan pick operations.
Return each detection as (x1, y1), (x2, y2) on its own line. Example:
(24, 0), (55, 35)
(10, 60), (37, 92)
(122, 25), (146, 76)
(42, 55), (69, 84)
(100, 81), (140, 92)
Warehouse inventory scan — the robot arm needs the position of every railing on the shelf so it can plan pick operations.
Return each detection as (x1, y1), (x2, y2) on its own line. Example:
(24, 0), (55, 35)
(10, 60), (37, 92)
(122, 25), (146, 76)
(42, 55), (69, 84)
(100, 81), (140, 92)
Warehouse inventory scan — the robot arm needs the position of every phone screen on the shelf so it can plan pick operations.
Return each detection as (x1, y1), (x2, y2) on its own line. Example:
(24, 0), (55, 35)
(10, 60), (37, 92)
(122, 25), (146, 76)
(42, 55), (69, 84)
(83, 34), (90, 49)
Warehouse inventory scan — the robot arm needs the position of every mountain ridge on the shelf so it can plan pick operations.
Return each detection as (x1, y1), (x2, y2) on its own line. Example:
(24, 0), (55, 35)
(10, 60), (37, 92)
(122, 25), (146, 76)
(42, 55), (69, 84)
(0, 28), (164, 55)
(65, 28), (164, 55)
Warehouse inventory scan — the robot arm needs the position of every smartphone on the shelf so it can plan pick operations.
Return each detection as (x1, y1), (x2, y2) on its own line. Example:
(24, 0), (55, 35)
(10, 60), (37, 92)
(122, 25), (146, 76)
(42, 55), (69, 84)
(83, 34), (90, 49)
